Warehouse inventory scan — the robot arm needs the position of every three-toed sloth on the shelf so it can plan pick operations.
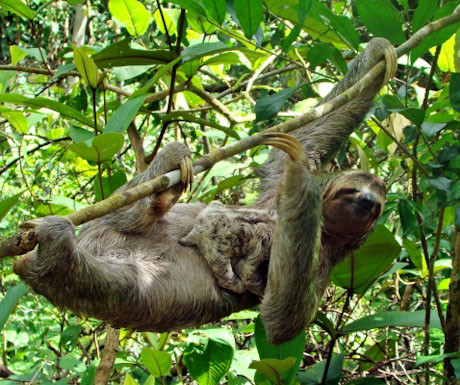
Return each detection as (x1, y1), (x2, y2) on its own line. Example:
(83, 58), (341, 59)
(14, 38), (394, 345)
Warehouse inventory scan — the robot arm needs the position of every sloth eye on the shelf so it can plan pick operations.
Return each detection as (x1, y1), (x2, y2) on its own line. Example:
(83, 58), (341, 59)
(334, 188), (358, 199)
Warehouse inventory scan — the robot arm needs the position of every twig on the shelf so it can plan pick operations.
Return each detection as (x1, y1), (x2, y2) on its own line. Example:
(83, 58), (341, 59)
(94, 326), (120, 385)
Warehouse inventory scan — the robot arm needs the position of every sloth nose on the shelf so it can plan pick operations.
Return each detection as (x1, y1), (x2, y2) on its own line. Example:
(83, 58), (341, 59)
(357, 192), (376, 210)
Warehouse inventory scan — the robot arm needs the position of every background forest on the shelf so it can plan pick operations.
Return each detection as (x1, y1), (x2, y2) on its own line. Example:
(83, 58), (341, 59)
(0, 0), (459, 384)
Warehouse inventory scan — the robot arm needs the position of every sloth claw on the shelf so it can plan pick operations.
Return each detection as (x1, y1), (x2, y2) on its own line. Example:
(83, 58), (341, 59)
(261, 132), (304, 162)
(180, 157), (194, 192)
(383, 45), (397, 85)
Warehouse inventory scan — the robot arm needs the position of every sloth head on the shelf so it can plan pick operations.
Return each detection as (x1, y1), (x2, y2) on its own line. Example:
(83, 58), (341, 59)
(321, 171), (386, 249)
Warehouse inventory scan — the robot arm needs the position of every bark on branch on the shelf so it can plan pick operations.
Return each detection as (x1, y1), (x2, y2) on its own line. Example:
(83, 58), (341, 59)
(1, 5), (459, 259)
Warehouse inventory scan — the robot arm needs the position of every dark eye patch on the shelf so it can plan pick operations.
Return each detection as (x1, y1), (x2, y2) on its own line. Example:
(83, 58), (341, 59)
(333, 188), (358, 199)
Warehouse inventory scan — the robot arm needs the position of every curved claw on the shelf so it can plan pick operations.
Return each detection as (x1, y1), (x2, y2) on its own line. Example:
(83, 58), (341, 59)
(383, 45), (397, 85)
(261, 132), (304, 162)
(180, 157), (194, 192)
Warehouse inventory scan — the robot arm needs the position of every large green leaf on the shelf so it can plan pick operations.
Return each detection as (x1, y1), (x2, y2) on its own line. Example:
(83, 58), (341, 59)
(68, 132), (124, 163)
(254, 316), (305, 385)
(0, 284), (28, 330)
(0, 0), (34, 19)
(342, 310), (442, 334)
(0, 193), (23, 222)
(140, 348), (172, 377)
(234, 0), (263, 38)
(93, 39), (175, 68)
(255, 85), (305, 121)
(356, 0), (405, 45)
(412, 0), (437, 32)
(331, 225), (401, 293)
(104, 94), (146, 133)
(0, 94), (95, 128)
(203, 0), (226, 25)
(109, 0), (151, 36)
(184, 336), (234, 385)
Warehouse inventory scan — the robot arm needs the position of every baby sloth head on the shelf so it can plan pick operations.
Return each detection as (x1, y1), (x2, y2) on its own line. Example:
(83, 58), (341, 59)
(321, 171), (386, 249)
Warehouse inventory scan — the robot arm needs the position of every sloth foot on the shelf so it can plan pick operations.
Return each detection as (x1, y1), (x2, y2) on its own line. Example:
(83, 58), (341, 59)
(261, 132), (304, 162)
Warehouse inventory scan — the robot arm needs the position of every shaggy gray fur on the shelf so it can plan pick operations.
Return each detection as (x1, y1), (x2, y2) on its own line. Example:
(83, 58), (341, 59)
(15, 38), (392, 345)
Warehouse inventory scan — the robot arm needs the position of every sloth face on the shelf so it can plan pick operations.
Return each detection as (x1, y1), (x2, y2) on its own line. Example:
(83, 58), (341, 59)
(321, 172), (386, 246)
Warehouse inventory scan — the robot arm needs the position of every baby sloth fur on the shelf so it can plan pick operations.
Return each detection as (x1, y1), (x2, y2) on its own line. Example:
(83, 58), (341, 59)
(14, 38), (394, 345)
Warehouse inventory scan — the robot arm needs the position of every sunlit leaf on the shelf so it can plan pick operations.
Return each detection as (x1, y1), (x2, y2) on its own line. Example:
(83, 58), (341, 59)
(0, 193), (23, 222)
(68, 132), (124, 163)
(109, 0), (151, 36)
(0, 94), (95, 128)
(140, 348), (172, 377)
(73, 45), (101, 88)
(0, 0), (34, 19)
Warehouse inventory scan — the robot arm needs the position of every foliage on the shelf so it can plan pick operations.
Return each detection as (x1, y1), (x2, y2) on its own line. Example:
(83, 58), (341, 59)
(0, 0), (459, 384)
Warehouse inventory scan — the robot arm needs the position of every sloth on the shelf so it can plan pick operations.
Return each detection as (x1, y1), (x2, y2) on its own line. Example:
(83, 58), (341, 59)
(13, 38), (395, 345)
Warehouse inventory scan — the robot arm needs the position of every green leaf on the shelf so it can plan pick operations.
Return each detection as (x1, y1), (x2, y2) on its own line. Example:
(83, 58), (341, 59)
(81, 364), (97, 385)
(2, 111), (28, 133)
(331, 225), (401, 293)
(141, 348), (172, 377)
(109, 0), (151, 36)
(412, 0), (437, 32)
(169, 0), (206, 17)
(450, 73), (460, 112)
(93, 39), (175, 68)
(421, 122), (447, 136)
(0, 284), (28, 330)
(356, 0), (405, 45)
(234, 0), (263, 38)
(104, 95), (146, 133)
(203, 0), (226, 25)
(133, 57), (182, 96)
(281, 25), (301, 52)
(297, 0), (312, 24)
(343, 310), (442, 334)
(296, 354), (344, 385)
(428, 176), (452, 193)
(94, 170), (127, 201)
(307, 42), (348, 74)
(0, 0), (34, 19)
(254, 316), (305, 385)
(72, 45), (101, 88)
(254, 86), (299, 122)
(410, 3), (460, 63)
(249, 358), (296, 385)
(124, 373), (139, 385)
(0, 94), (95, 128)
(68, 133), (124, 163)
(184, 337), (234, 385)
(60, 325), (81, 352)
(415, 352), (460, 368)
(69, 126), (94, 142)
(0, 193), (23, 222)
(9, 46), (28, 65)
